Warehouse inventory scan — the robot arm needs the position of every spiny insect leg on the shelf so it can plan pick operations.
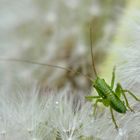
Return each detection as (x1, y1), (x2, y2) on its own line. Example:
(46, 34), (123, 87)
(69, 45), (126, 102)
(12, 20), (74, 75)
(111, 66), (116, 89)
(116, 83), (134, 112)
(122, 91), (134, 112)
(110, 106), (118, 129)
(123, 90), (140, 102)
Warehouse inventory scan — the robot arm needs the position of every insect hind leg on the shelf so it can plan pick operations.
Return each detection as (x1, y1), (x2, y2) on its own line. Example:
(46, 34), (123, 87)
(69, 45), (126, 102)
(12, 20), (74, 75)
(123, 89), (140, 102)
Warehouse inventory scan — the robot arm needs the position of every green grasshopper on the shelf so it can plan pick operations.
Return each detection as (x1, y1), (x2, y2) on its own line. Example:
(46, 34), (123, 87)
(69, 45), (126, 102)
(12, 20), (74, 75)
(85, 26), (140, 129)
(85, 66), (140, 129)
(1, 26), (140, 129)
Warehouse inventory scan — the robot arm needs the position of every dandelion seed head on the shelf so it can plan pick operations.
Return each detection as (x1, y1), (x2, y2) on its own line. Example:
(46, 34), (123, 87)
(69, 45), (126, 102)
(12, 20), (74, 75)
(0, 85), (95, 139)
(117, 11), (140, 93)
(47, 90), (94, 139)
(0, 86), (52, 140)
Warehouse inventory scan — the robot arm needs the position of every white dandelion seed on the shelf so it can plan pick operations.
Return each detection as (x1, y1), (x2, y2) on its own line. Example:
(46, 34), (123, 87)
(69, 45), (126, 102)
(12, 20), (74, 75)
(48, 90), (94, 140)
(118, 46), (140, 93)
(0, 86), (95, 140)
(0, 87), (52, 140)
(117, 11), (140, 93)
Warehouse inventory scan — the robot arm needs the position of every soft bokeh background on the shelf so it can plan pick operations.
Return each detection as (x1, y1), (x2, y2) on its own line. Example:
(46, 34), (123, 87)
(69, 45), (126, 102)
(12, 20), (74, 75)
(1, 1), (140, 140)
(0, 0), (139, 92)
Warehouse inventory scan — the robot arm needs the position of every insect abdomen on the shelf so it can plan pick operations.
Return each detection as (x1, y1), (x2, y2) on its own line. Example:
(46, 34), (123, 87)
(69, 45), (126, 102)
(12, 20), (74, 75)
(108, 94), (127, 113)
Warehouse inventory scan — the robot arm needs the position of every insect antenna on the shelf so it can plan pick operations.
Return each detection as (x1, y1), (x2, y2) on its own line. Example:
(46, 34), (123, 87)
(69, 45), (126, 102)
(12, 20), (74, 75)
(0, 58), (92, 81)
(0, 26), (98, 81)
(90, 24), (98, 78)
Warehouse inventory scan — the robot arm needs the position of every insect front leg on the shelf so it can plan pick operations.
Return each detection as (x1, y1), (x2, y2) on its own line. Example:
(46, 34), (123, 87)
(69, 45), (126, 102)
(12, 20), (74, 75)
(85, 96), (101, 102)
(93, 98), (109, 116)
(110, 106), (118, 129)
(85, 96), (102, 115)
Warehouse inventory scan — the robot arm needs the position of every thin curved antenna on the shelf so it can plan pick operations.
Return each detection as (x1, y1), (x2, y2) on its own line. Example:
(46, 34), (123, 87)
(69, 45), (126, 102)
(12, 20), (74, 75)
(0, 58), (92, 81)
(90, 25), (98, 77)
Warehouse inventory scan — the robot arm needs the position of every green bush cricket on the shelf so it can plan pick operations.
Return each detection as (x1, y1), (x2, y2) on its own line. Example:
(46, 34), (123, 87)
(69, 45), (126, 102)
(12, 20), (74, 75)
(1, 26), (140, 129)
(85, 26), (140, 129)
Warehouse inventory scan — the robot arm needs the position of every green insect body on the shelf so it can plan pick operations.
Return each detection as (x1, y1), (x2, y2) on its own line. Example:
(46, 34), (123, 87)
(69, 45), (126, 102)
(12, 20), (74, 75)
(86, 67), (140, 129)
(107, 93), (126, 113)
(85, 26), (140, 129)
(93, 77), (127, 114)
